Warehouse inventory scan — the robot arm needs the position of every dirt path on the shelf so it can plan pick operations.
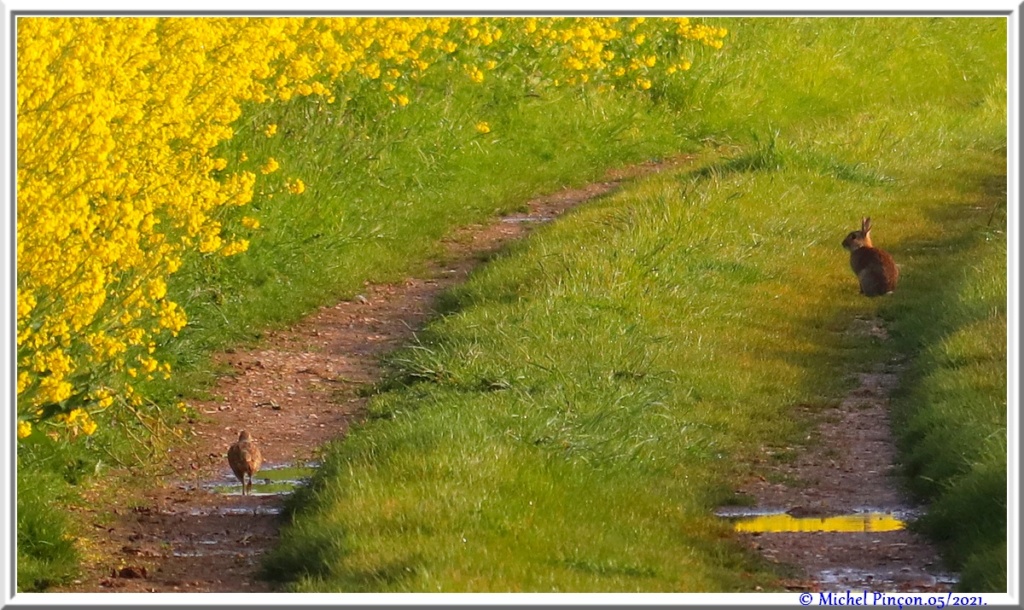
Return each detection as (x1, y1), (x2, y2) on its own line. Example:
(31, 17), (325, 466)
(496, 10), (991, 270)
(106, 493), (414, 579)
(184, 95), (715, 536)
(58, 159), (952, 594)
(60, 157), (691, 593)
(723, 316), (957, 592)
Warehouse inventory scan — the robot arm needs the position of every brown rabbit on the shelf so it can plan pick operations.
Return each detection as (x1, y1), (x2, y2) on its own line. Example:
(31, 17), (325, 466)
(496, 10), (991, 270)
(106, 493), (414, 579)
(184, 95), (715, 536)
(842, 217), (899, 297)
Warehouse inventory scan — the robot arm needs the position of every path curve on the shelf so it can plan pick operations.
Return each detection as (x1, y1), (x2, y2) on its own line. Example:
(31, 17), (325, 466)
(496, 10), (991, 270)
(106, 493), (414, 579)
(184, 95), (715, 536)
(61, 156), (691, 593)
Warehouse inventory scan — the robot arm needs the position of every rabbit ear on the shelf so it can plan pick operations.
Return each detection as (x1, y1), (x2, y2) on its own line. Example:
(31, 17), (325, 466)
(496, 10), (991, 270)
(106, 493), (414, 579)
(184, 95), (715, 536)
(861, 217), (872, 233)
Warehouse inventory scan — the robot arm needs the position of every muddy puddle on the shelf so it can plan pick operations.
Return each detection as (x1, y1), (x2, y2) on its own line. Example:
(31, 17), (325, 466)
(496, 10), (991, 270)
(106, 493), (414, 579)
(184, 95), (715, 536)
(719, 504), (959, 591)
(818, 567), (959, 590)
(192, 462), (317, 497)
(186, 505), (282, 517)
(718, 508), (908, 534)
(86, 462), (319, 591)
(501, 214), (553, 224)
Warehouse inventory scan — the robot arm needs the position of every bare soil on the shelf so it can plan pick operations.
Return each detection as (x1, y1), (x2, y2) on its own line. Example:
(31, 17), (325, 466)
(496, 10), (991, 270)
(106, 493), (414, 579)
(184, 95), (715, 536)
(729, 316), (957, 592)
(57, 156), (691, 593)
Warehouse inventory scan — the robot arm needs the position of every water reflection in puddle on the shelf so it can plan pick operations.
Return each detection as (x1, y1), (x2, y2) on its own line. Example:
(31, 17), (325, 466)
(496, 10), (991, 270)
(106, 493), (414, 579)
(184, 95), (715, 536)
(171, 548), (262, 558)
(187, 506), (282, 517)
(501, 216), (551, 224)
(819, 567), (960, 588)
(184, 462), (317, 497)
(717, 508), (909, 533)
(735, 512), (905, 533)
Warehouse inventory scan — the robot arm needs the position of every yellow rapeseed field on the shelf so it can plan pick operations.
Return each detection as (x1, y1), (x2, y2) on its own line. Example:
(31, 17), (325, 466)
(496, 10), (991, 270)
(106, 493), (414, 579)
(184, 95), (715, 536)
(16, 16), (726, 441)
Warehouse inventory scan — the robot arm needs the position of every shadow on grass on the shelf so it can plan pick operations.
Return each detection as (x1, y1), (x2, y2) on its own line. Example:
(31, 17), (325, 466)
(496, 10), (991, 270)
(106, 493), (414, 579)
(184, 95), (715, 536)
(686, 133), (892, 187)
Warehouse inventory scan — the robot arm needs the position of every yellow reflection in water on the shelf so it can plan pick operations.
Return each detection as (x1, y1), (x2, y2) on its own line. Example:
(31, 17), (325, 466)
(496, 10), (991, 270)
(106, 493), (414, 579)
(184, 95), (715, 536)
(733, 512), (905, 533)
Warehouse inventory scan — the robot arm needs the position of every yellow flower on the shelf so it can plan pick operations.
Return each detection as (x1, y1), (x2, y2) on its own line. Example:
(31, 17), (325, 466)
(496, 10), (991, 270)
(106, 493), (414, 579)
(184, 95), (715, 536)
(15, 15), (728, 441)
(287, 178), (306, 195)
(261, 157), (280, 174)
(59, 409), (98, 436)
(199, 232), (223, 254)
(139, 356), (159, 373)
(17, 420), (32, 439)
(17, 371), (31, 394)
(219, 239), (250, 257)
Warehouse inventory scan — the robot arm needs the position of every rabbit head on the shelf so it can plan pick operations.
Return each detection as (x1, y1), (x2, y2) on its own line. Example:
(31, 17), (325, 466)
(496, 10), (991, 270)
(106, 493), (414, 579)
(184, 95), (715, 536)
(842, 217), (874, 252)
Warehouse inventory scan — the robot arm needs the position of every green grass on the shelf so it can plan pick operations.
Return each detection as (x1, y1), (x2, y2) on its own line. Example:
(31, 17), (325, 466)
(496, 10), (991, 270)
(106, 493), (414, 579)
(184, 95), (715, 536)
(264, 17), (1006, 592)
(262, 162), (855, 591)
(164, 81), (700, 376)
(17, 466), (81, 591)
(19, 17), (1006, 592)
(886, 201), (1007, 590)
(18, 24), (713, 591)
(681, 18), (1008, 589)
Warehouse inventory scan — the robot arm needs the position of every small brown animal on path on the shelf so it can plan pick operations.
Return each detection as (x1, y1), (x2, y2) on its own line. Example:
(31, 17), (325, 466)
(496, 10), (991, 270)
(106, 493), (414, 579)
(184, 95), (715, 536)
(227, 430), (263, 495)
(54, 155), (693, 593)
(842, 216), (899, 296)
